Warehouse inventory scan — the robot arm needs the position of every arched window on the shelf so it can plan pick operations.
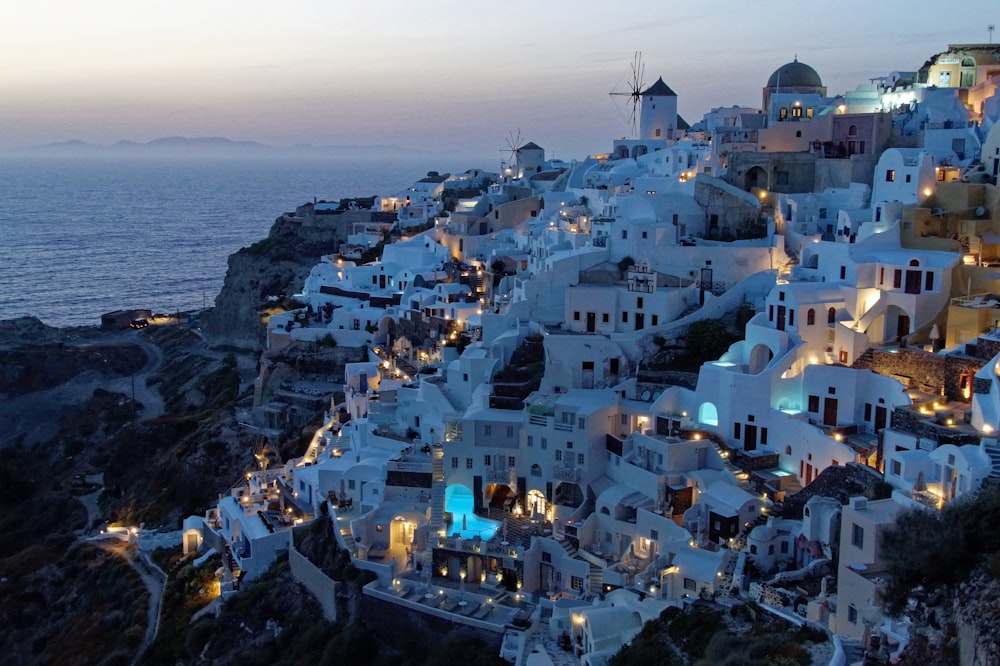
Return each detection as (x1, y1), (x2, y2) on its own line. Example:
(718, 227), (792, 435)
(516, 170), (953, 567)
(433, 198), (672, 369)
(785, 445), (792, 455)
(848, 124), (858, 136)
(962, 57), (976, 67)
(909, 259), (920, 266)
(807, 309), (816, 326)
(827, 307), (836, 324)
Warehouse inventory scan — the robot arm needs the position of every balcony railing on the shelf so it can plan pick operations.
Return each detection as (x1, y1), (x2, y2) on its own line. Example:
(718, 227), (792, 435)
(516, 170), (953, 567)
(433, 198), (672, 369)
(552, 465), (579, 482)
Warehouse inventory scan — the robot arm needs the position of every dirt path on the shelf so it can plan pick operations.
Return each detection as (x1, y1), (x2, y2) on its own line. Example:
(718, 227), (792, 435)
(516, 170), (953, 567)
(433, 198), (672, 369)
(93, 538), (167, 665)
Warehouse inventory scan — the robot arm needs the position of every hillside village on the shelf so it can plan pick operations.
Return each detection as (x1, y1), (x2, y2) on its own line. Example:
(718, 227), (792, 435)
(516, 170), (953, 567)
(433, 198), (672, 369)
(183, 45), (1000, 665)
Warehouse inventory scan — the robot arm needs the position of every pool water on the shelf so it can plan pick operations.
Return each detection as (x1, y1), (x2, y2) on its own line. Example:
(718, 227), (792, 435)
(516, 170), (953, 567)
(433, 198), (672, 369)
(445, 485), (499, 539)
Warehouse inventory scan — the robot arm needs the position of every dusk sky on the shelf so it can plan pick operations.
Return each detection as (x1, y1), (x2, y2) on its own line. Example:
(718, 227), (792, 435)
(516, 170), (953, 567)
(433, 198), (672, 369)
(3, 1), (995, 161)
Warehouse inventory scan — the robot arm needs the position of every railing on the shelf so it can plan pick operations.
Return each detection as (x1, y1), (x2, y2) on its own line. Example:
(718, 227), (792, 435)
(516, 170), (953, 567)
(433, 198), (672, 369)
(695, 281), (727, 295)
(486, 468), (513, 482)
(552, 465), (579, 482)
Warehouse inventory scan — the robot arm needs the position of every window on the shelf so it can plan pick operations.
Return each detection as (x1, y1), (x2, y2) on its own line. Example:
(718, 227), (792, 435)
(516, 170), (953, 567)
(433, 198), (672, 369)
(779, 291), (785, 301)
(791, 106), (802, 118)
(621, 230), (628, 239)
(893, 270), (902, 289)
(484, 455), (491, 466)
(451, 457), (459, 469)
(509, 456), (516, 467)
(886, 169), (896, 182)
(761, 428), (768, 444)
(851, 523), (864, 548)
(684, 577), (697, 591)
(637, 297), (644, 308)
(789, 309), (795, 326)
(808, 395), (820, 412)
(925, 272), (934, 291)
(349, 479), (356, 490)
(905, 174), (911, 183)
(541, 437), (548, 449)
(577, 417), (585, 429)
(602, 313), (609, 323)
(840, 265), (847, 280)
(779, 107), (788, 120)
(828, 307), (836, 324)
(848, 605), (858, 624)
(807, 309), (815, 325)
(734, 423), (742, 439)
(891, 459), (901, 476)
(780, 541), (789, 554)
(578, 453), (585, 465)
(768, 544), (775, 555)
(848, 124), (858, 136)
(641, 231), (648, 239)
(527, 435), (534, 447)
(864, 403), (872, 421)
(652, 315), (658, 326)
(555, 450), (563, 461)
(566, 441), (573, 449)
(573, 311), (580, 321)
(769, 304), (774, 321)
(622, 311), (629, 323)
(466, 458), (473, 469)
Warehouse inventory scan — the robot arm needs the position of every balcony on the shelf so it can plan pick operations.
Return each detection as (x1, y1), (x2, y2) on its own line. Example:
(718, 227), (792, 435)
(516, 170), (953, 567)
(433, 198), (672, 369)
(486, 467), (514, 483)
(552, 465), (579, 482)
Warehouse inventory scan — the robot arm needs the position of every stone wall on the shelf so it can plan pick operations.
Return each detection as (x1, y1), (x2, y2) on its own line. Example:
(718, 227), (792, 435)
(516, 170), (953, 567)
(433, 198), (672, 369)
(288, 542), (338, 622)
(861, 347), (986, 403)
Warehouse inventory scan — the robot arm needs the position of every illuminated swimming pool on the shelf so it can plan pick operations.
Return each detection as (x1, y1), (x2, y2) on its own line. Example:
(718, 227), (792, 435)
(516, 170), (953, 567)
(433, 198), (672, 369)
(445, 485), (499, 540)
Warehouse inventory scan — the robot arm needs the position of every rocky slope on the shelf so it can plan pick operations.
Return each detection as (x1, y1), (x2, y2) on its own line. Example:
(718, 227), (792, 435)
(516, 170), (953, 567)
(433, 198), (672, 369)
(201, 207), (353, 351)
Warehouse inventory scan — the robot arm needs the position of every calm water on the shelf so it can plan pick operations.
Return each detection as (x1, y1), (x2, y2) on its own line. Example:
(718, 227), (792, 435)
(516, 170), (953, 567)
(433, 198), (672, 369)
(0, 155), (468, 327)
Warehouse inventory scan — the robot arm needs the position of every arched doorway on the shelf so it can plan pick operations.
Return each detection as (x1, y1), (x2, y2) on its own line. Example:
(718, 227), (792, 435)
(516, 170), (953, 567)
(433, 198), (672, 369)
(745, 166), (768, 191)
(698, 402), (719, 427)
(748, 343), (774, 374)
(485, 483), (515, 510)
(526, 489), (547, 517)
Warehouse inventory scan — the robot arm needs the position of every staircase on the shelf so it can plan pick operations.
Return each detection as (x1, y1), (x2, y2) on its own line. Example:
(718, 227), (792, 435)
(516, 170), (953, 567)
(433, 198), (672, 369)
(429, 447), (446, 534)
(556, 537), (578, 558)
(588, 563), (604, 597)
(984, 438), (1000, 478)
(851, 347), (875, 371)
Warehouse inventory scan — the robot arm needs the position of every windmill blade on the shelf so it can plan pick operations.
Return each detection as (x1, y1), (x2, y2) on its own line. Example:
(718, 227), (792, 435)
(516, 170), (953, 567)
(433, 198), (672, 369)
(609, 52), (645, 136)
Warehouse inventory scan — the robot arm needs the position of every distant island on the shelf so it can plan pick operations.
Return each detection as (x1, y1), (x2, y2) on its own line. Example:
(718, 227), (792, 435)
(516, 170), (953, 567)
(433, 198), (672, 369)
(2, 136), (426, 159)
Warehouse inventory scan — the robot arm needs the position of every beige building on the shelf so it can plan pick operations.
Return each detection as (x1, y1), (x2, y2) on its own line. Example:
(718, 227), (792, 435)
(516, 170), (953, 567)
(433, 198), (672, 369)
(834, 496), (905, 640)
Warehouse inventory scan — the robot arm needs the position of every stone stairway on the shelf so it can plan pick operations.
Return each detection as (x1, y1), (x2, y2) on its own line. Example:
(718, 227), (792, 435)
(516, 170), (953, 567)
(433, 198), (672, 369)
(429, 447), (445, 534)
(984, 438), (1000, 478)
(588, 563), (603, 597)
(556, 537), (578, 558)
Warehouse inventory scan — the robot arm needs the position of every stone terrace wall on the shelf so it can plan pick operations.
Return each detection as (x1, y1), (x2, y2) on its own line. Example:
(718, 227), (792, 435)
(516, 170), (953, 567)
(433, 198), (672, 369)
(860, 347), (986, 403)
(289, 542), (338, 622)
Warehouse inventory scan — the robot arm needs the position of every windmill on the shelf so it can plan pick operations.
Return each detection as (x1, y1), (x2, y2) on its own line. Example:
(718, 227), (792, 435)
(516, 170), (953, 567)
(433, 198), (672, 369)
(500, 129), (523, 178)
(610, 52), (646, 136)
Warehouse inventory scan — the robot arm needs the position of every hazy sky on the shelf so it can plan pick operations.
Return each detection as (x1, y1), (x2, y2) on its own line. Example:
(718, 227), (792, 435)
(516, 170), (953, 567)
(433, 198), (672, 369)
(2, 1), (995, 161)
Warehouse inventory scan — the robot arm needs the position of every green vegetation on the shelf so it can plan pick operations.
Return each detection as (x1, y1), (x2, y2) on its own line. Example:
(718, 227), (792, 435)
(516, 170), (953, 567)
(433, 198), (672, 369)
(880, 481), (1000, 615)
(679, 319), (737, 369)
(139, 548), (221, 665)
(0, 540), (148, 664)
(610, 603), (824, 666)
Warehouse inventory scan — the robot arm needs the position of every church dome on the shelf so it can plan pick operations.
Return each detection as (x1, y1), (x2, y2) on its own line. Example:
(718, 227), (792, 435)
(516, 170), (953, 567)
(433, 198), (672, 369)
(766, 58), (823, 89)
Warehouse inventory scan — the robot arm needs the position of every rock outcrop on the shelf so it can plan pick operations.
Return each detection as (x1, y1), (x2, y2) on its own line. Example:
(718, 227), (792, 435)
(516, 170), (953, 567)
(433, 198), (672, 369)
(202, 204), (391, 351)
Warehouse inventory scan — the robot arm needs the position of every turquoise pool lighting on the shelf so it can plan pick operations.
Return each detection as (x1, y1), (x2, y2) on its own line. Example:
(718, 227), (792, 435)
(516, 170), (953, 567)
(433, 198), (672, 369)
(445, 485), (499, 539)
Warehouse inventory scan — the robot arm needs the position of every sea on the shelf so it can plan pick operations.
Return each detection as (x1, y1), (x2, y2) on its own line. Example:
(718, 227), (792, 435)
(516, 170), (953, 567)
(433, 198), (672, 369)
(0, 155), (474, 328)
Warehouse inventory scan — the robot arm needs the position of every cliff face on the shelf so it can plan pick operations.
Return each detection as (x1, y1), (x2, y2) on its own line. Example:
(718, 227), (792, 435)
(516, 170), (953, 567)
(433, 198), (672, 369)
(201, 211), (350, 350)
